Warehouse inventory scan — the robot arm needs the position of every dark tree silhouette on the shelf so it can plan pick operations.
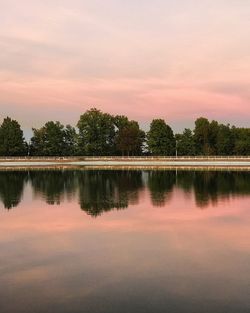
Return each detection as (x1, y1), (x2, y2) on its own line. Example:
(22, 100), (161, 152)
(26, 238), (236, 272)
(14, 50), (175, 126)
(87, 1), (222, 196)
(0, 117), (27, 156)
(147, 119), (175, 155)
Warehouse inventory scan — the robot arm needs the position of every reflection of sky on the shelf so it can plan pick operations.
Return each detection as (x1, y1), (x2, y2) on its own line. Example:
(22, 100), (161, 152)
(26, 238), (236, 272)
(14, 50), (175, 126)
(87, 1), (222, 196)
(0, 184), (249, 312)
(1, 1), (250, 135)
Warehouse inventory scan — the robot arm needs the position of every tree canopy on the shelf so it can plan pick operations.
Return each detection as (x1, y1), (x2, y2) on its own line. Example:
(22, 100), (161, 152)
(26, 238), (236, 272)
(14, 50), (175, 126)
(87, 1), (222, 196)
(147, 119), (175, 155)
(0, 117), (27, 156)
(176, 128), (195, 156)
(115, 121), (145, 156)
(1, 111), (250, 156)
(30, 121), (77, 156)
(77, 108), (115, 155)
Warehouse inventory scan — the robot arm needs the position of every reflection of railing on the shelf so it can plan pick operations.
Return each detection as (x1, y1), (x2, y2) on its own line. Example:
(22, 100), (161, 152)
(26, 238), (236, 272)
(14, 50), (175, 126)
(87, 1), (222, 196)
(1, 156), (250, 162)
(1, 166), (250, 172)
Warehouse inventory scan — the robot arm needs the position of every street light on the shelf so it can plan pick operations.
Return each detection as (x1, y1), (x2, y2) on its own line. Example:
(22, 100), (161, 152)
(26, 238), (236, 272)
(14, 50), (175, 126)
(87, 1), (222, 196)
(28, 140), (31, 156)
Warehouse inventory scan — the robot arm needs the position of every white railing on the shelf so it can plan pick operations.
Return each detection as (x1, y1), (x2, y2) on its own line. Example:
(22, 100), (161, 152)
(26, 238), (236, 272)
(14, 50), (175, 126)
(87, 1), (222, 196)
(1, 155), (250, 161)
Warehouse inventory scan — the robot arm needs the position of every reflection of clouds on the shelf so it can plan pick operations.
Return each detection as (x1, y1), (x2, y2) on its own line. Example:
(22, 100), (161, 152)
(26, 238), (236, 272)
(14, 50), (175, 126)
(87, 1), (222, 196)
(0, 189), (249, 313)
(0, 172), (249, 313)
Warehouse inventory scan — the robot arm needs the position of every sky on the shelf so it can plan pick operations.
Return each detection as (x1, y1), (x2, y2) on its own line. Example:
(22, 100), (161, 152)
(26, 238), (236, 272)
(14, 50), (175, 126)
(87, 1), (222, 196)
(0, 0), (250, 137)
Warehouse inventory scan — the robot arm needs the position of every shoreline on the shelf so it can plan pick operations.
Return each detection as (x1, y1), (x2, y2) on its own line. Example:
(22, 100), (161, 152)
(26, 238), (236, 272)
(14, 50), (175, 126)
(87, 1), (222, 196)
(1, 157), (250, 169)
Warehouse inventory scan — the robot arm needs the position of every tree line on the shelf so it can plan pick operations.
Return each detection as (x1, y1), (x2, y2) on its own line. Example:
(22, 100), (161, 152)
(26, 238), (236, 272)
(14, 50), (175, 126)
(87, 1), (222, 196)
(0, 108), (250, 156)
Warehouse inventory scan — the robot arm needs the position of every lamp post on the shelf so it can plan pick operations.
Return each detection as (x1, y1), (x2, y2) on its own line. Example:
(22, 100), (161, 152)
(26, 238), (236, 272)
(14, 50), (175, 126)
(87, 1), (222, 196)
(175, 138), (179, 182)
(28, 140), (31, 156)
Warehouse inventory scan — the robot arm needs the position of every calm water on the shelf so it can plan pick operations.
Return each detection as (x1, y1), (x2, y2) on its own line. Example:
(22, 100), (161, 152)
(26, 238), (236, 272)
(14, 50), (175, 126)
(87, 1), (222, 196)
(0, 169), (249, 313)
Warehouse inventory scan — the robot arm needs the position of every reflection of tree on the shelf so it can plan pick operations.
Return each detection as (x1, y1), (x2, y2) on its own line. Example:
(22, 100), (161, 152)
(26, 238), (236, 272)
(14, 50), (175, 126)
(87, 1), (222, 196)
(177, 171), (250, 209)
(78, 170), (144, 217)
(176, 171), (195, 193)
(30, 170), (77, 205)
(2, 169), (250, 213)
(148, 170), (250, 209)
(192, 172), (218, 208)
(147, 171), (175, 206)
(0, 171), (28, 209)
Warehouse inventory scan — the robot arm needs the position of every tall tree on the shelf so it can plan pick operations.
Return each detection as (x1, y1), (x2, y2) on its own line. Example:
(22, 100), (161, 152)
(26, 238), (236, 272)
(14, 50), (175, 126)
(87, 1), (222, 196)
(77, 108), (115, 155)
(147, 119), (175, 155)
(115, 121), (145, 155)
(30, 121), (76, 156)
(209, 120), (219, 154)
(114, 115), (130, 130)
(64, 125), (78, 156)
(216, 124), (234, 155)
(194, 117), (211, 155)
(0, 117), (27, 156)
(176, 128), (195, 156)
(232, 127), (250, 155)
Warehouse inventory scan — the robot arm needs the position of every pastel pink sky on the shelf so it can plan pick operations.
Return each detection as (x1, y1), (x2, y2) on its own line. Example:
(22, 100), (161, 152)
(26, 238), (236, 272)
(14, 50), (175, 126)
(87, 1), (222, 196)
(1, 0), (250, 136)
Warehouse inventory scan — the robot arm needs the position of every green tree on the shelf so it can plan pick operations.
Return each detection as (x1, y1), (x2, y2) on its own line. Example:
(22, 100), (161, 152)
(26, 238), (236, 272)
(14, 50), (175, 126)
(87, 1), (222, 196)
(0, 117), (27, 156)
(30, 121), (75, 156)
(216, 124), (234, 155)
(115, 121), (145, 155)
(232, 127), (250, 155)
(114, 115), (130, 130)
(77, 108), (115, 155)
(194, 117), (211, 155)
(64, 125), (78, 156)
(147, 119), (175, 155)
(176, 128), (195, 156)
(209, 120), (219, 154)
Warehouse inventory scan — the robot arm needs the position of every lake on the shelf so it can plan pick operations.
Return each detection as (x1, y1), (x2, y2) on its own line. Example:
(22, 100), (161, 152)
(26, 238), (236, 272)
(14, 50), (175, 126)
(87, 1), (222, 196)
(0, 169), (249, 313)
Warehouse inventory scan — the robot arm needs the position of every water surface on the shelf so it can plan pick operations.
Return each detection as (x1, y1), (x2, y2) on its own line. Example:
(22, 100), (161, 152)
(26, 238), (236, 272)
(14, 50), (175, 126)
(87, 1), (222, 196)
(0, 169), (249, 313)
